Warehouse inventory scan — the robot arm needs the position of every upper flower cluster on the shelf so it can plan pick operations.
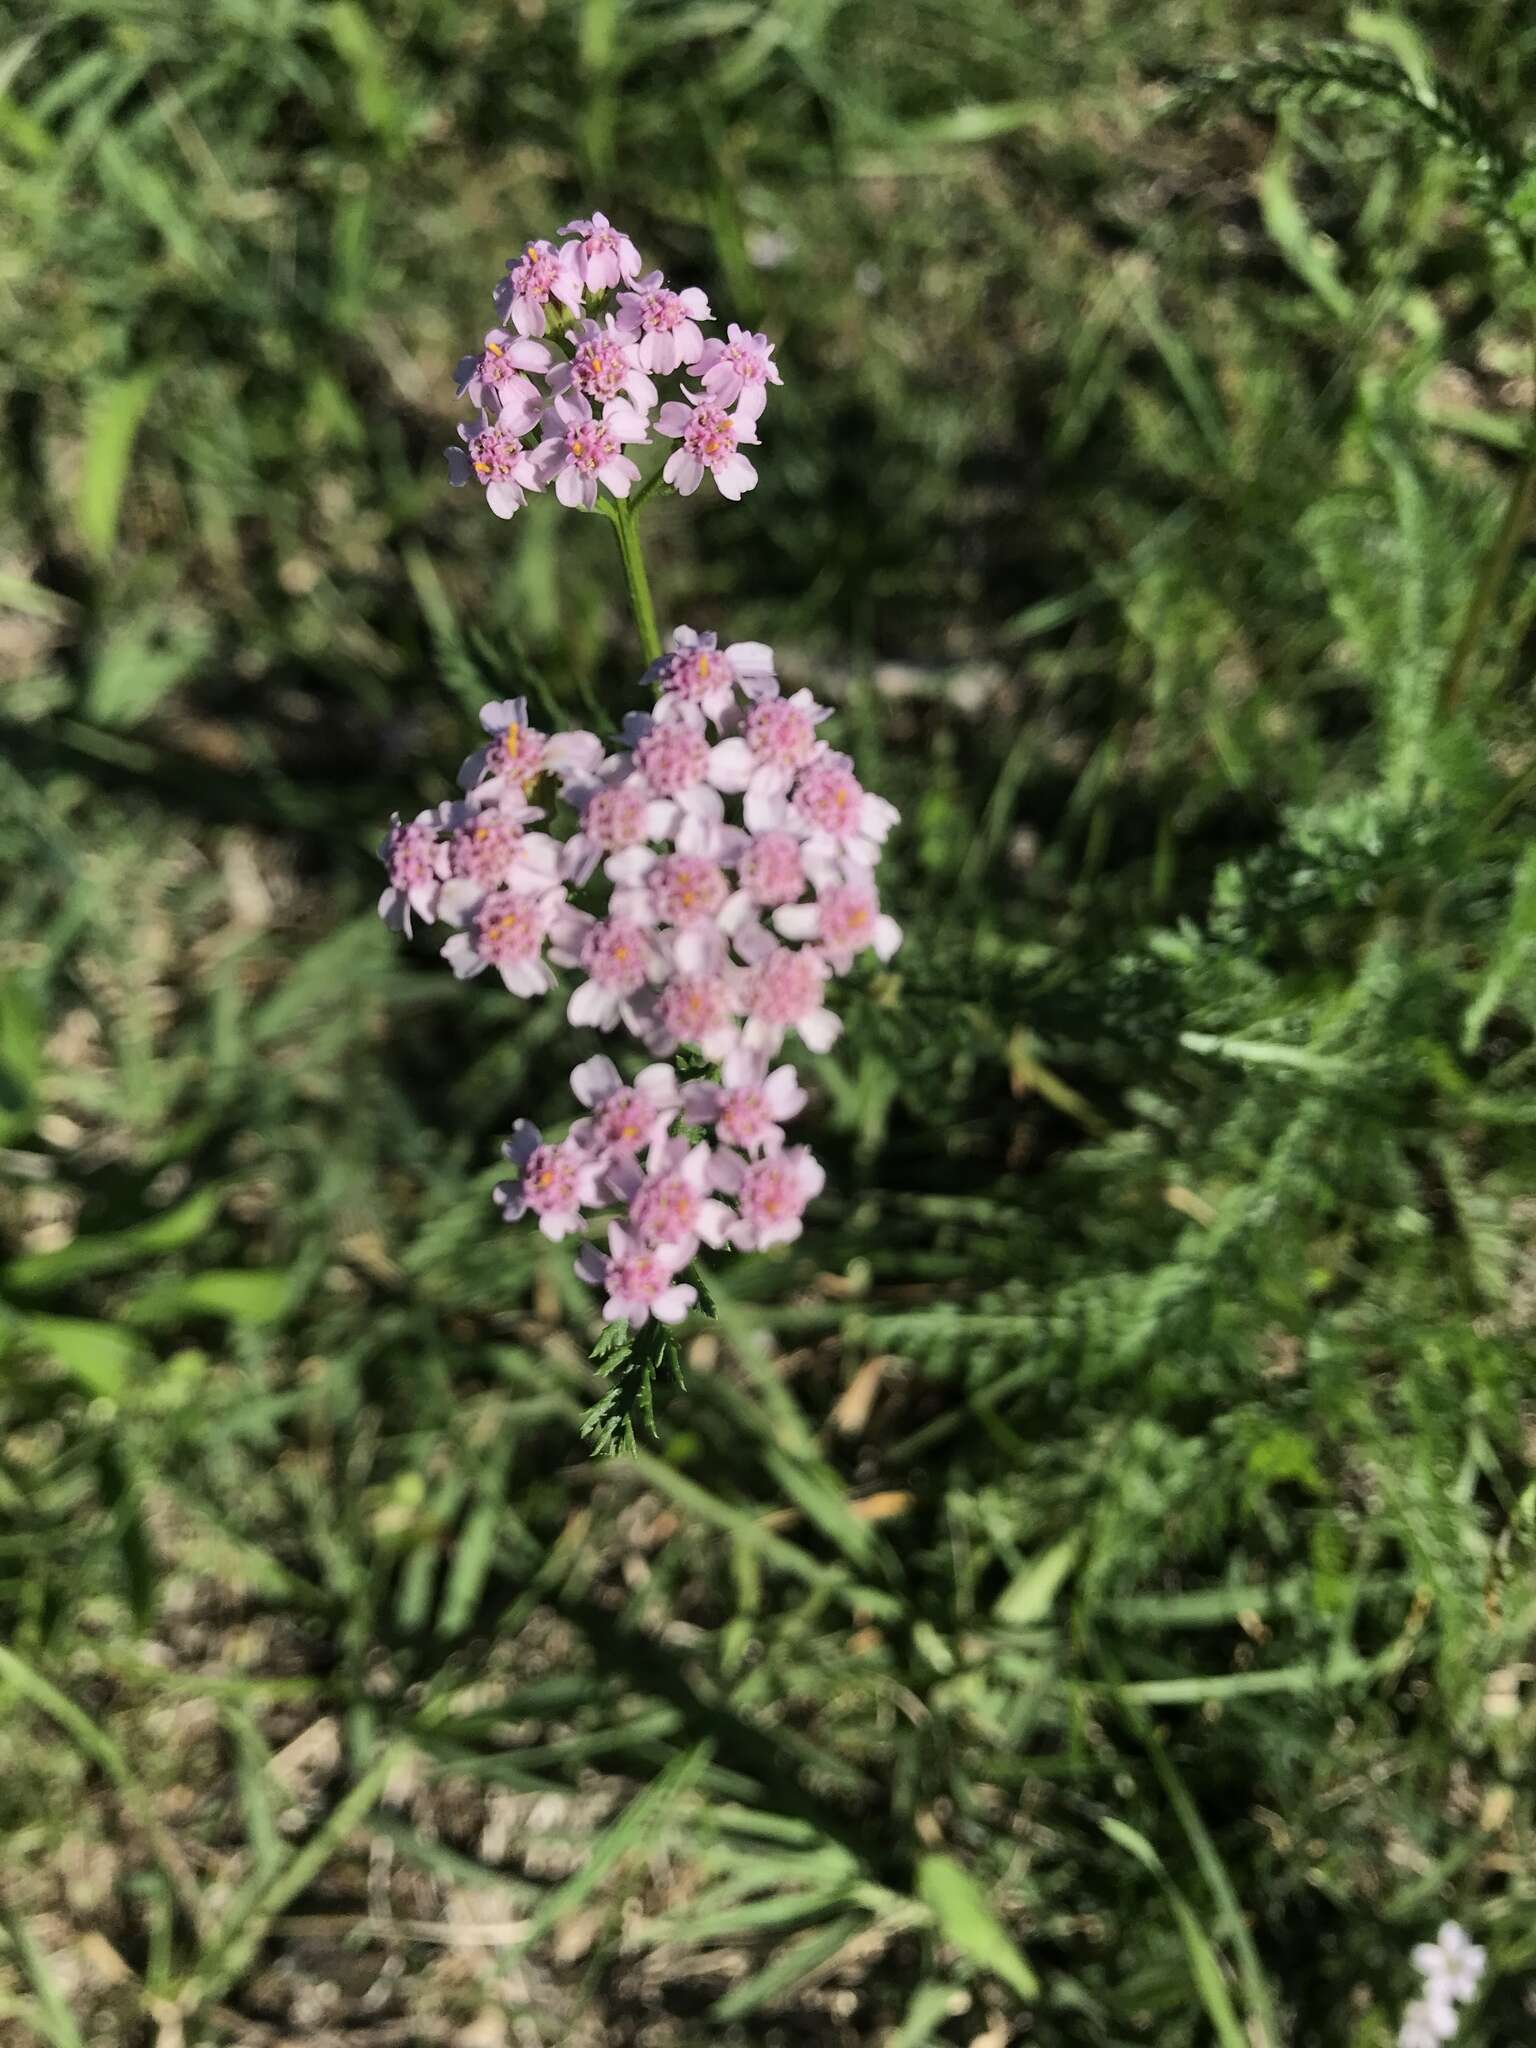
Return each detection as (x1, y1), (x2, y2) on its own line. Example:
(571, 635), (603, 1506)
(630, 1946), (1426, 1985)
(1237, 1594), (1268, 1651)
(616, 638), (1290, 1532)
(447, 213), (780, 518)
(377, 628), (900, 1324)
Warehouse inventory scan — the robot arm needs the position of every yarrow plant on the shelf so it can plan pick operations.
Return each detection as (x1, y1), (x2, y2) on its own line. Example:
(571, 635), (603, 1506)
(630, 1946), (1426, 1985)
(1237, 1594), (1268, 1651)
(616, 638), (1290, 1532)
(1397, 1922), (1486, 2048)
(382, 211), (897, 1450)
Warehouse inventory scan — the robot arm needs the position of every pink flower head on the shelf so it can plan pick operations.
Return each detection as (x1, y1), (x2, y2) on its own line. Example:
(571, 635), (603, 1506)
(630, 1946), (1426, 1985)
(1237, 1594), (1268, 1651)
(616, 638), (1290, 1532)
(377, 810), (443, 935)
(440, 885), (562, 998)
(736, 829), (807, 908)
(791, 752), (900, 868)
(609, 1136), (733, 1259)
(454, 329), (553, 425)
(623, 715), (714, 798)
(647, 626), (777, 726)
(445, 417), (539, 520)
(460, 698), (548, 796)
(530, 392), (648, 510)
(715, 1145), (825, 1251)
(653, 971), (739, 1062)
(575, 1223), (696, 1327)
(682, 1048), (806, 1155)
(497, 237), (584, 337)
(435, 828), (561, 926)
(694, 323), (781, 422)
(564, 915), (661, 1034)
(562, 775), (676, 886)
(581, 782), (655, 849)
(710, 689), (831, 809)
(738, 939), (840, 1054)
(441, 805), (540, 892)
(495, 1121), (601, 1241)
(560, 212), (643, 291)
(568, 1055), (681, 1160)
(613, 851), (729, 930)
(774, 879), (902, 972)
(656, 391), (759, 501)
(616, 272), (712, 375)
(546, 316), (658, 416)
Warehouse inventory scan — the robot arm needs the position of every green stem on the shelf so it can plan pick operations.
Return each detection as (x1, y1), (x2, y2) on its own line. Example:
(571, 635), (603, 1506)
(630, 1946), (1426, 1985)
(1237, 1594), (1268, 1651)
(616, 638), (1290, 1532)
(1440, 325), (1536, 717)
(607, 496), (662, 666)
(1441, 442), (1536, 715)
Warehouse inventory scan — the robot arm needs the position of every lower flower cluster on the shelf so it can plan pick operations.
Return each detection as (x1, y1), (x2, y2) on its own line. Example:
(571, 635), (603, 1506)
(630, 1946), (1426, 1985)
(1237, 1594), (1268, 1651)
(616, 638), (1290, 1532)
(377, 627), (900, 1322)
(498, 1052), (823, 1326)
(1398, 1922), (1485, 2048)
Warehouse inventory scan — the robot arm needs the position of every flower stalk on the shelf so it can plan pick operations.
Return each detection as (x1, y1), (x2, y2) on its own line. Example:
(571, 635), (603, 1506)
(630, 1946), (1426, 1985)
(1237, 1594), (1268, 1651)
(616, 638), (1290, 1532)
(602, 495), (662, 666)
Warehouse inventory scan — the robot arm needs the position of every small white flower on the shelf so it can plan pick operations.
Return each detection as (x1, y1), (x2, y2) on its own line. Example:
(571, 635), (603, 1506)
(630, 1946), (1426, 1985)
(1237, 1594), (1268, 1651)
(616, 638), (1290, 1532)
(1411, 1921), (1487, 2006)
(1398, 1994), (1458, 2048)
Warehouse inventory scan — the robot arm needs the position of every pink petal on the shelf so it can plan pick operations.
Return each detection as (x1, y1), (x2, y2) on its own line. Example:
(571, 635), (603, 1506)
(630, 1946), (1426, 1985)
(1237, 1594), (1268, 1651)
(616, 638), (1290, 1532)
(571, 1054), (621, 1107)
(798, 1007), (841, 1052)
(652, 1284), (697, 1325)
(713, 453), (758, 501)
(772, 904), (820, 942)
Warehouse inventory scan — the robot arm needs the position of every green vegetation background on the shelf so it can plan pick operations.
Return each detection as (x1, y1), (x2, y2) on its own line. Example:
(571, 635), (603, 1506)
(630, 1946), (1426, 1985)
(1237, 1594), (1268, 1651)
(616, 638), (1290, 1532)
(3, 1), (1535, 2042)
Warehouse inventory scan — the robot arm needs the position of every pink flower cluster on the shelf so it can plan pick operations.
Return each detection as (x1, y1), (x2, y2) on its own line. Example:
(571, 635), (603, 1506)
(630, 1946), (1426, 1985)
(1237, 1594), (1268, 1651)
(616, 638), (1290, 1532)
(447, 213), (780, 518)
(377, 629), (900, 1324)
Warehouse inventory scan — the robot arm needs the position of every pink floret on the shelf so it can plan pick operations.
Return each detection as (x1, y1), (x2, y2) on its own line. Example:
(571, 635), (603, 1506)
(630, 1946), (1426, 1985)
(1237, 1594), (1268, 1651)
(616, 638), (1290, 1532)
(724, 1146), (825, 1251)
(656, 392), (760, 501)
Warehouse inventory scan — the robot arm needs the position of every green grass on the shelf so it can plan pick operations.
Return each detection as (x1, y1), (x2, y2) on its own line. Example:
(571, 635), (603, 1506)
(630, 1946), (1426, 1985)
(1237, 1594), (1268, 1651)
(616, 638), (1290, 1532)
(4, 1), (1536, 2041)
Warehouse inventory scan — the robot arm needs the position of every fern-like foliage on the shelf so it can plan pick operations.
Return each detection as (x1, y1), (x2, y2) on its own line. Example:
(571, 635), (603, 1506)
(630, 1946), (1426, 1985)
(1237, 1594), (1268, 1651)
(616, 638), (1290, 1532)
(1176, 41), (1536, 270)
(579, 1316), (687, 1457)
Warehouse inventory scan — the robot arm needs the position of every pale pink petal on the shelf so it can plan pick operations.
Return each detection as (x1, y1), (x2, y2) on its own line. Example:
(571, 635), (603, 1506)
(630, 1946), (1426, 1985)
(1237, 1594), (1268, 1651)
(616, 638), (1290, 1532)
(763, 1066), (807, 1118)
(708, 737), (753, 790)
(664, 449), (704, 494)
(604, 845), (655, 885)
(598, 455), (639, 497)
(772, 904), (820, 942)
(571, 1054), (622, 1107)
(502, 959), (554, 997)
(636, 1063), (681, 1106)
(568, 980), (618, 1030)
(713, 453), (757, 501)
(441, 933), (483, 978)
(681, 1081), (723, 1123)
(743, 785), (788, 834)
(717, 890), (755, 935)
(652, 1284), (697, 1325)
(798, 1007), (841, 1052)
(575, 1243), (607, 1287)
(555, 467), (595, 510)
(695, 1199), (733, 1247)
